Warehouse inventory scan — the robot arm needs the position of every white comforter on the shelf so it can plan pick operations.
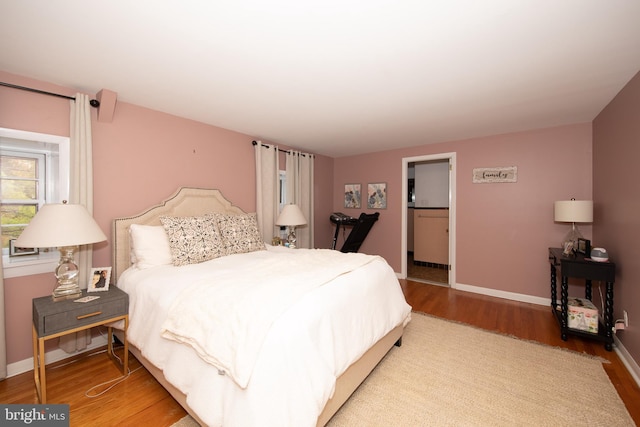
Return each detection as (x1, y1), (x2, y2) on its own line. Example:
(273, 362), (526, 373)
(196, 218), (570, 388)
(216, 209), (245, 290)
(162, 249), (381, 388)
(118, 246), (411, 427)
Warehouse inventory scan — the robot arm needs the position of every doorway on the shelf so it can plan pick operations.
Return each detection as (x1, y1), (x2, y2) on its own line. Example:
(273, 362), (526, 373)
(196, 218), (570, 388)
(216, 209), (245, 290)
(401, 153), (456, 287)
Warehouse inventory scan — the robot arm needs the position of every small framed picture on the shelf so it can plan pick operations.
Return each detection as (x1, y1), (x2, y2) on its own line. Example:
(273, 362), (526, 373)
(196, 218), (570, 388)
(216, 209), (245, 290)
(576, 238), (591, 256)
(9, 239), (39, 257)
(344, 184), (361, 209)
(562, 241), (574, 256)
(367, 182), (387, 209)
(88, 267), (111, 292)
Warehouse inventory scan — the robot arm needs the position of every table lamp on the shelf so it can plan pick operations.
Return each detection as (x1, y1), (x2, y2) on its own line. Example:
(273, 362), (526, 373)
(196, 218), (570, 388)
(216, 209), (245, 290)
(275, 204), (307, 248)
(554, 199), (593, 254)
(14, 202), (107, 301)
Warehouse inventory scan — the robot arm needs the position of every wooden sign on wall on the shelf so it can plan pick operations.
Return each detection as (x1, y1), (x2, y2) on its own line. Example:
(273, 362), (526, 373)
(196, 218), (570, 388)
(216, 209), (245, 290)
(472, 166), (517, 183)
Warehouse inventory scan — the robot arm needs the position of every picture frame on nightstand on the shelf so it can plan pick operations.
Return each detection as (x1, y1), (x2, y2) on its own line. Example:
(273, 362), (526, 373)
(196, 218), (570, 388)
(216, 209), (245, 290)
(9, 239), (38, 256)
(576, 238), (591, 256)
(88, 267), (111, 292)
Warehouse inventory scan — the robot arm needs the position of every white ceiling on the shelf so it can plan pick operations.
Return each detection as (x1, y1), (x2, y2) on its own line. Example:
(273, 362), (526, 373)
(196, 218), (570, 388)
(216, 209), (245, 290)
(1, 1), (640, 157)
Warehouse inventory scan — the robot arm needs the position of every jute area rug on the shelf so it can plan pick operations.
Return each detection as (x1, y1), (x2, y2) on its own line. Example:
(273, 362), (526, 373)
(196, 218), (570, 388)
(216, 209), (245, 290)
(172, 312), (635, 426)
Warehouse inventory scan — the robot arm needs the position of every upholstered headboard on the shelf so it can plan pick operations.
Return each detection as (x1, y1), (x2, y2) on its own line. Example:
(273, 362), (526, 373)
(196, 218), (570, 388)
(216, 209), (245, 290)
(112, 187), (246, 283)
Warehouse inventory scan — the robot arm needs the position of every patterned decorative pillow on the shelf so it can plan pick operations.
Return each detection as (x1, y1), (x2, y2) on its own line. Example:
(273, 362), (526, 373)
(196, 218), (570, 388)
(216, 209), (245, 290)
(211, 213), (265, 255)
(160, 216), (226, 266)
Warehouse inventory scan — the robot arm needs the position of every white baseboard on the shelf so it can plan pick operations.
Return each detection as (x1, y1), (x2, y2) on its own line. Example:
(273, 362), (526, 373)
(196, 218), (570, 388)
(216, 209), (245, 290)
(614, 335), (640, 388)
(398, 275), (551, 305)
(7, 335), (108, 378)
(454, 282), (550, 306)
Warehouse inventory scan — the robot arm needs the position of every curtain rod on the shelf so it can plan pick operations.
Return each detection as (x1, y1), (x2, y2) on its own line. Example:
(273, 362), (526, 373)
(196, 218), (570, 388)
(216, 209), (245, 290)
(252, 140), (314, 157)
(0, 81), (101, 107)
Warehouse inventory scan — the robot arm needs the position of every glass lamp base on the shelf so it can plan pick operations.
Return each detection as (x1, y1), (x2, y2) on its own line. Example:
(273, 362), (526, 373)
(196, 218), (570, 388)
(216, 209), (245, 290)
(52, 286), (82, 301)
(287, 227), (297, 249)
(561, 224), (583, 255)
(52, 245), (82, 301)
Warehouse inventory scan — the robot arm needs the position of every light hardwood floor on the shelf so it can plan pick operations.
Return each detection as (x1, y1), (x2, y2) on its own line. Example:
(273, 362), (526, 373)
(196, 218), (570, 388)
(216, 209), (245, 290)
(1, 280), (639, 426)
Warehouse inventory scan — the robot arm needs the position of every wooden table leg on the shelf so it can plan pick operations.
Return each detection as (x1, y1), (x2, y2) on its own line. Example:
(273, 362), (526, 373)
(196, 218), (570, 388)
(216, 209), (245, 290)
(550, 263), (557, 311)
(32, 325), (41, 402)
(123, 317), (129, 374)
(39, 337), (46, 403)
(560, 275), (569, 341)
(32, 325), (47, 403)
(107, 316), (129, 375)
(604, 281), (614, 351)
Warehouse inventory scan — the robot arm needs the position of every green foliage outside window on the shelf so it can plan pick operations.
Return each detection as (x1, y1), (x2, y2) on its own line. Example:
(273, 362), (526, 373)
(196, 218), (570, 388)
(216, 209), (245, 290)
(1, 155), (39, 249)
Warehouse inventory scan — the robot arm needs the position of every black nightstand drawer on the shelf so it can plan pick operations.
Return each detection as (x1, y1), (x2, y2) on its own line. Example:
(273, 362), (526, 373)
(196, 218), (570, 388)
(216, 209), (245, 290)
(33, 287), (129, 338)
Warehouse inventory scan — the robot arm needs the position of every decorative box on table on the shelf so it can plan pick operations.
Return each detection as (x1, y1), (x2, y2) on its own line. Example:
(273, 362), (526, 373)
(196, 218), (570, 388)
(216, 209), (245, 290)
(567, 297), (598, 333)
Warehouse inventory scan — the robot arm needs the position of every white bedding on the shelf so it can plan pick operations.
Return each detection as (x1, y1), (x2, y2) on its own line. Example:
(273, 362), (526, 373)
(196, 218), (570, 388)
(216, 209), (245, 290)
(162, 249), (382, 388)
(118, 245), (411, 427)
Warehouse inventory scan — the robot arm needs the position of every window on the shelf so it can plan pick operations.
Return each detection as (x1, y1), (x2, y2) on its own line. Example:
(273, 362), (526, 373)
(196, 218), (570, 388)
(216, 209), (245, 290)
(277, 170), (288, 238)
(279, 170), (287, 210)
(0, 127), (69, 278)
(2, 152), (44, 245)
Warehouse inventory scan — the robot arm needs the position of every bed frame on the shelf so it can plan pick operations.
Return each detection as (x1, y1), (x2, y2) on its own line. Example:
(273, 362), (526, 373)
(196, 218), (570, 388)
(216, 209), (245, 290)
(112, 187), (403, 426)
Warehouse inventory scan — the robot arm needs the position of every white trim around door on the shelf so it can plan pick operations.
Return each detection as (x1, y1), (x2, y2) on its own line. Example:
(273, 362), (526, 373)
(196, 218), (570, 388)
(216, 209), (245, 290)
(401, 152), (456, 288)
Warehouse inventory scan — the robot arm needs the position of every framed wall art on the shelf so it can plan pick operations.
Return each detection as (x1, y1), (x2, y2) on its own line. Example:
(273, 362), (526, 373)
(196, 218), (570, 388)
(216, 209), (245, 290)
(367, 182), (387, 209)
(344, 184), (361, 208)
(473, 166), (518, 184)
(88, 267), (111, 292)
(472, 166), (517, 183)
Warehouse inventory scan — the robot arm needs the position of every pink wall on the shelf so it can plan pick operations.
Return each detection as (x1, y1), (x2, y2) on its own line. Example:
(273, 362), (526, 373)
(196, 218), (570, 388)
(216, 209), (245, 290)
(1, 72), (79, 362)
(313, 155), (335, 249)
(90, 101), (257, 268)
(4, 67), (633, 371)
(593, 70), (640, 364)
(0, 70), (333, 364)
(334, 123), (593, 298)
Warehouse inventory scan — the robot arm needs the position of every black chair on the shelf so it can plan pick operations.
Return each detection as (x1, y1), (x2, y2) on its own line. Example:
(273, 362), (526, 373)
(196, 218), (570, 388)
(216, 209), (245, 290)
(340, 212), (380, 253)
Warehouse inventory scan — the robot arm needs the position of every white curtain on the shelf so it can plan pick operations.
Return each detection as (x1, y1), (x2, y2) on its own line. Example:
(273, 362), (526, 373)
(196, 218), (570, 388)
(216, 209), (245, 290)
(254, 142), (279, 244)
(59, 93), (93, 353)
(0, 255), (6, 379)
(285, 150), (314, 248)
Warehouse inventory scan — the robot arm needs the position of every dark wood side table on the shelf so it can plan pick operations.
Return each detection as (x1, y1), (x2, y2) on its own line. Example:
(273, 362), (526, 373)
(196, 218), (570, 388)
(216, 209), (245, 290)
(32, 286), (129, 403)
(548, 247), (615, 351)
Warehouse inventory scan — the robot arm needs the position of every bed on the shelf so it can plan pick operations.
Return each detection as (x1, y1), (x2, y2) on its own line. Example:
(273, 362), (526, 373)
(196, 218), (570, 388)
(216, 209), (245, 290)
(112, 187), (411, 427)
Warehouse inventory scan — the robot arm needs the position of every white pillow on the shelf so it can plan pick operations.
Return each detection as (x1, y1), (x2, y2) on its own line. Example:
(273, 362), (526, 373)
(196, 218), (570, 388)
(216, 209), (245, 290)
(129, 224), (173, 269)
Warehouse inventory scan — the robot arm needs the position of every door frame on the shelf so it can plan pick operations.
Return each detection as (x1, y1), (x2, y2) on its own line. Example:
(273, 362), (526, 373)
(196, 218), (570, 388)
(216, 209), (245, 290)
(400, 152), (456, 287)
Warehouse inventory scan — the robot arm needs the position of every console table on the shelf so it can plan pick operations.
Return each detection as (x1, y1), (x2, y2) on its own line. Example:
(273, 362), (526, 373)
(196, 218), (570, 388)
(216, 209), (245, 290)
(548, 247), (615, 351)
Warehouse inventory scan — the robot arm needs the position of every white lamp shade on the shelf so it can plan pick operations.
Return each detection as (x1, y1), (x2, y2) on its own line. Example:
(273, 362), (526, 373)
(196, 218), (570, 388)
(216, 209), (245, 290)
(276, 204), (307, 226)
(14, 203), (107, 248)
(554, 200), (593, 223)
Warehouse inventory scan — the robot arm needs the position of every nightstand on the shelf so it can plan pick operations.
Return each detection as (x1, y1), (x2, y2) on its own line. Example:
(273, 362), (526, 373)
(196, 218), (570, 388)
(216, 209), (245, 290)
(32, 286), (129, 403)
(548, 247), (615, 351)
